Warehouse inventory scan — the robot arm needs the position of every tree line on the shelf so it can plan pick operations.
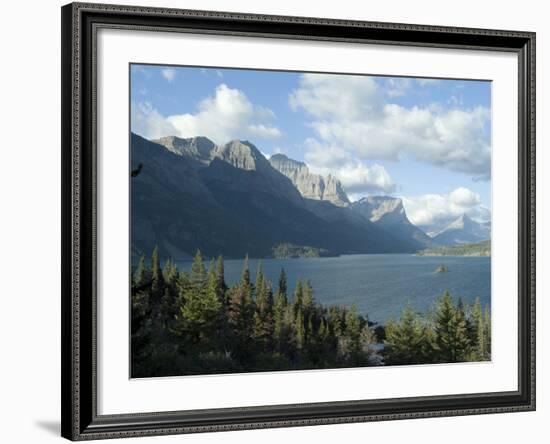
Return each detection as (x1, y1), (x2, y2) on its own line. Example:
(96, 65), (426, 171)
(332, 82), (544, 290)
(131, 248), (491, 377)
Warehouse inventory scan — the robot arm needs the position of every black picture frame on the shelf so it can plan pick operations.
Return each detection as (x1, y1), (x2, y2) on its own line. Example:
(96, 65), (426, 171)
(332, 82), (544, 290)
(61, 2), (536, 440)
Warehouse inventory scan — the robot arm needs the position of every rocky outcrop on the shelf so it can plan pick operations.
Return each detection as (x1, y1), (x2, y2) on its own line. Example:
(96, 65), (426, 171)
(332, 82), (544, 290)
(352, 196), (407, 224)
(351, 196), (435, 249)
(153, 135), (216, 164)
(269, 154), (349, 207)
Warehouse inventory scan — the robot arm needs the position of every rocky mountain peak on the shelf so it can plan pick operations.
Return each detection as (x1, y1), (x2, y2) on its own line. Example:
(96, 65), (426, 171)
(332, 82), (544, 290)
(352, 196), (406, 223)
(213, 140), (270, 172)
(445, 214), (475, 230)
(153, 135), (216, 163)
(269, 154), (349, 207)
(432, 213), (491, 245)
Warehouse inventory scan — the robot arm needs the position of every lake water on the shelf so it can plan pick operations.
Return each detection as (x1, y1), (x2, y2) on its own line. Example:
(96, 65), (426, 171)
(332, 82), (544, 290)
(175, 254), (491, 324)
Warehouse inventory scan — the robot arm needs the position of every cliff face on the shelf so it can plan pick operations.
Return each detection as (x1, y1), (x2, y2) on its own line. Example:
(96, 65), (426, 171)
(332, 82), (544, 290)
(269, 154), (350, 207)
(153, 135), (216, 165)
(352, 196), (407, 224)
(351, 196), (435, 248)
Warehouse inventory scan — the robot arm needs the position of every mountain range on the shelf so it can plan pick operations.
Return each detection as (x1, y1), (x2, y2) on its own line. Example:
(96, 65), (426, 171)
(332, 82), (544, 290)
(431, 214), (491, 246)
(130, 133), (490, 259)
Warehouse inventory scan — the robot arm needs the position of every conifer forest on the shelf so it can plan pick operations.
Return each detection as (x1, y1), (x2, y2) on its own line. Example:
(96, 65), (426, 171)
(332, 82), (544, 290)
(131, 248), (491, 377)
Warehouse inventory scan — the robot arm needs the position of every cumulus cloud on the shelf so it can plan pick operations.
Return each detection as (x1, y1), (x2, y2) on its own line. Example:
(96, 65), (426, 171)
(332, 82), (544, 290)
(290, 73), (491, 180)
(304, 138), (396, 195)
(161, 67), (176, 82)
(131, 102), (177, 140)
(402, 187), (490, 228)
(131, 84), (282, 144)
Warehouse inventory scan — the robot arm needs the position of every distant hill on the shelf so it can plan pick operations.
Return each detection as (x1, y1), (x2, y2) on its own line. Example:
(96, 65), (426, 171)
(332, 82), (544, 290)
(416, 240), (491, 257)
(431, 214), (491, 246)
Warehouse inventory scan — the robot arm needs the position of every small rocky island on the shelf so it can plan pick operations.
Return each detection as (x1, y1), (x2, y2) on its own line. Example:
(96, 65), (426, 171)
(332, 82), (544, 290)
(435, 265), (449, 273)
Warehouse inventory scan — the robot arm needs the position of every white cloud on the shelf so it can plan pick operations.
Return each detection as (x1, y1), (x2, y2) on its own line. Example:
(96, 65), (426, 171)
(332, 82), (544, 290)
(385, 78), (412, 97)
(416, 78), (440, 86)
(161, 67), (176, 82)
(131, 101), (177, 140)
(167, 84), (281, 144)
(131, 84), (282, 144)
(402, 187), (490, 228)
(290, 73), (491, 180)
(304, 138), (395, 195)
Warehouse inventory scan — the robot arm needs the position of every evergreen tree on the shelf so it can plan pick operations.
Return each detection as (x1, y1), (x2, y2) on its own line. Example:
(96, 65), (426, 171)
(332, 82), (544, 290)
(190, 250), (206, 289)
(277, 268), (287, 300)
(471, 298), (488, 360)
(133, 255), (150, 289)
(273, 269), (289, 354)
(345, 305), (362, 360)
(434, 291), (471, 362)
(303, 280), (314, 311)
(150, 246), (165, 304)
(227, 257), (256, 360)
(294, 307), (305, 352)
(302, 280), (315, 332)
(293, 280), (303, 316)
(255, 262), (268, 313)
(215, 255), (227, 304)
(241, 254), (251, 288)
(484, 305), (492, 359)
(159, 259), (179, 333)
(175, 251), (222, 347)
(384, 305), (432, 365)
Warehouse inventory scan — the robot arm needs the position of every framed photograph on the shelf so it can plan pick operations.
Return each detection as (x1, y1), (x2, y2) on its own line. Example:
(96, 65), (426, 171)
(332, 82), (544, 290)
(61, 2), (535, 440)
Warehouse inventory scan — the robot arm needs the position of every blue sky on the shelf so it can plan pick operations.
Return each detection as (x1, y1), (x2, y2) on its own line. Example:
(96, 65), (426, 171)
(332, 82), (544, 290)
(131, 64), (491, 229)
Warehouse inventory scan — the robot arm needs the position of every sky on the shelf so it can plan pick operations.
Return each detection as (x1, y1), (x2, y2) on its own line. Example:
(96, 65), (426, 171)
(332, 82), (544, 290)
(130, 64), (492, 230)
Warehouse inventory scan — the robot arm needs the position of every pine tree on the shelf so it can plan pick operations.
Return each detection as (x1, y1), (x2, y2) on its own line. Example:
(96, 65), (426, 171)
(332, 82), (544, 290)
(241, 254), (251, 288)
(484, 305), (491, 359)
(215, 255), (227, 304)
(434, 291), (471, 362)
(255, 262), (267, 313)
(277, 268), (287, 300)
(273, 269), (289, 354)
(302, 280), (315, 330)
(150, 246), (165, 304)
(131, 256), (153, 374)
(384, 305), (431, 365)
(159, 259), (179, 333)
(471, 298), (488, 360)
(294, 307), (305, 352)
(175, 252), (222, 347)
(303, 280), (314, 311)
(227, 257), (256, 361)
(190, 250), (206, 289)
(345, 305), (362, 359)
(134, 255), (150, 289)
(293, 280), (303, 316)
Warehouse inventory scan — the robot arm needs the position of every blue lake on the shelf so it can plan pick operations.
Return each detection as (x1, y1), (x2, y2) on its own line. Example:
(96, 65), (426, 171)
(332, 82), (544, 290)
(175, 254), (491, 324)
